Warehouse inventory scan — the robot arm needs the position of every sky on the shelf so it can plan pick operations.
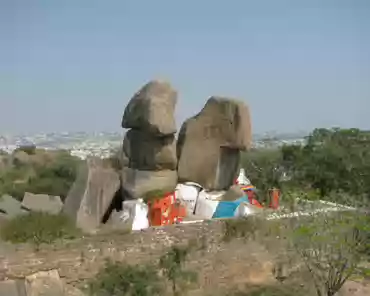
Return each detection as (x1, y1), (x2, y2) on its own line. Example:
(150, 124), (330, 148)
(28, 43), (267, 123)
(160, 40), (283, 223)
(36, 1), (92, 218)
(0, 0), (369, 134)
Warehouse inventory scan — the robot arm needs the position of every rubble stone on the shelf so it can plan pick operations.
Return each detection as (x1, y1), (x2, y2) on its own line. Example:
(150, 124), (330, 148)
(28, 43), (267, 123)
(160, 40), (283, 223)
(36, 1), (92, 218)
(24, 269), (64, 296)
(21, 193), (63, 215)
(0, 195), (28, 219)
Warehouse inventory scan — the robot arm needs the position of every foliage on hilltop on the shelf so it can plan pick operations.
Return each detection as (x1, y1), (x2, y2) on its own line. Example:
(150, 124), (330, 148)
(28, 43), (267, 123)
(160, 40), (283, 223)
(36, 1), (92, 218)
(241, 128), (370, 204)
(0, 146), (81, 201)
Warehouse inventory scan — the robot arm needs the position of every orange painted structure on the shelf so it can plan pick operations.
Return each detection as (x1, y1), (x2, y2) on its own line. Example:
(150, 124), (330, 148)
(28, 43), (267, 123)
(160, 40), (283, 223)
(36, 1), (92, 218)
(268, 188), (280, 209)
(240, 185), (280, 209)
(147, 192), (187, 226)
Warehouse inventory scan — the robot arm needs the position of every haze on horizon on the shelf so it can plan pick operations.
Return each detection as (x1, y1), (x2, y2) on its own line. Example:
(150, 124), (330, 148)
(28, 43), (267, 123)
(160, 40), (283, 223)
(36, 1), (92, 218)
(0, 0), (369, 134)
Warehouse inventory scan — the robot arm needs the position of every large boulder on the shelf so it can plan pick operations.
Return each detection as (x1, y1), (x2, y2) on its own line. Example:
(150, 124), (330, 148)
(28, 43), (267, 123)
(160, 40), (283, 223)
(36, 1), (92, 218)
(177, 97), (251, 190)
(121, 80), (177, 135)
(121, 167), (177, 199)
(63, 158), (121, 233)
(123, 129), (177, 171)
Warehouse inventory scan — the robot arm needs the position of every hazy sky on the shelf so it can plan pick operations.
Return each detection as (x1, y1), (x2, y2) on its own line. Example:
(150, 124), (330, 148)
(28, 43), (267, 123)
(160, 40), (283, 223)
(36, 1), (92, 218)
(0, 0), (369, 134)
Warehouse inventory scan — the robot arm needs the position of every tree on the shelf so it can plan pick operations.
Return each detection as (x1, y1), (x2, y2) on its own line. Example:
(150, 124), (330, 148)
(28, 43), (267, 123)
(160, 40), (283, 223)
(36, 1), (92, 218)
(292, 210), (370, 296)
(281, 128), (370, 202)
(241, 148), (284, 202)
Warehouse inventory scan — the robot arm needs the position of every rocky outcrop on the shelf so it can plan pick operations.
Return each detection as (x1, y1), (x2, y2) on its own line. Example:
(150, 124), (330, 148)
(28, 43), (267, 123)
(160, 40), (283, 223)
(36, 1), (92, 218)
(121, 80), (178, 198)
(121, 80), (177, 135)
(22, 193), (63, 215)
(62, 158), (121, 233)
(177, 97), (252, 190)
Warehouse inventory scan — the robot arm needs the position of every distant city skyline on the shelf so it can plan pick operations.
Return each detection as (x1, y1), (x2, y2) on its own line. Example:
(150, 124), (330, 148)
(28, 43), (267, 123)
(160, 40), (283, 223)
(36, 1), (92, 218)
(1, 0), (369, 134)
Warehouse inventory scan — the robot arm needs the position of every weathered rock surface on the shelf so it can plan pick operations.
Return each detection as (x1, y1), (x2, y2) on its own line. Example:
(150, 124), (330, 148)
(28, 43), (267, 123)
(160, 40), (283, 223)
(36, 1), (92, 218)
(177, 97), (252, 190)
(122, 129), (177, 170)
(24, 270), (64, 296)
(0, 195), (28, 218)
(121, 80), (177, 135)
(121, 167), (177, 198)
(63, 158), (120, 233)
(22, 193), (63, 215)
(0, 279), (26, 296)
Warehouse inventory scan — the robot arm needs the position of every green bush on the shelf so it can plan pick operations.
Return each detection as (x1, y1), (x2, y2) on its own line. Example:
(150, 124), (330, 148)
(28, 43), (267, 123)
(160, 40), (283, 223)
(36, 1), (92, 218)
(0, 212), (80, 246)
(88, 260), (164, 296)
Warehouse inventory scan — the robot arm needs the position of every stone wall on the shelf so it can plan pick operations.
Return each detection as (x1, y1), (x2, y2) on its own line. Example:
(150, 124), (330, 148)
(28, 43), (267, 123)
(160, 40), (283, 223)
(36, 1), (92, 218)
(0, 219), (298, 295)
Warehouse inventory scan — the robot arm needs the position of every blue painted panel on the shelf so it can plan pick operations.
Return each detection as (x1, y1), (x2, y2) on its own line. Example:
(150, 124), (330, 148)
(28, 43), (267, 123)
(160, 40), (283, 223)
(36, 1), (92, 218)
(212, 196), (249, 218)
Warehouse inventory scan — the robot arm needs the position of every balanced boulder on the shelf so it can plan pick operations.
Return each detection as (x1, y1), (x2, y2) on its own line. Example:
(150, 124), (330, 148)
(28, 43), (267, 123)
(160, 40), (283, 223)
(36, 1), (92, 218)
(177, 96), (251, 190)
(123, 129), (177, 171)
(63, 158), (120, 233)
(121, 80), (177, 135)
(120, 80), (179, 199)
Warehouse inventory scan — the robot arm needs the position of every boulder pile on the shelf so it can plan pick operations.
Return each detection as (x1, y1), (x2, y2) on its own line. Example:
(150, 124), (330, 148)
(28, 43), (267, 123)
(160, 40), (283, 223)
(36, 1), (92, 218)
(120, 80), (178, 198)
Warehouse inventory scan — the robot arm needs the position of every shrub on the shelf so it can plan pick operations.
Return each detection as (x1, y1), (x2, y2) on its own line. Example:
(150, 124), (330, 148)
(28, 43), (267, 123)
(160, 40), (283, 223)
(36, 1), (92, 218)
(159, 245), (197, 295)
(88, 260), (164, 296)
(0, 212), (80, 247)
